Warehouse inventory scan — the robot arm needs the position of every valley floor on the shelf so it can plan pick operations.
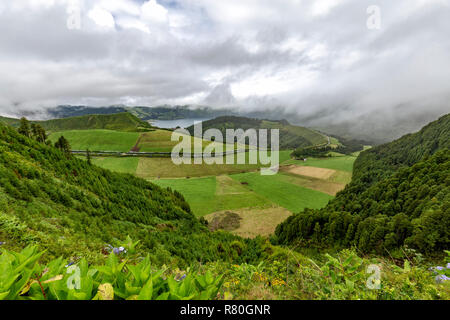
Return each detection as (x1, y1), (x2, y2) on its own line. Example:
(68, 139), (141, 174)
(90, 151), (356, 238)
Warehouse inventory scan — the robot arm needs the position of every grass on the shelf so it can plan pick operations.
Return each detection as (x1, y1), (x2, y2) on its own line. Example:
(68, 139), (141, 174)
(283, 155), (356, 173)
(135, 129), (237, 153)
(152, 176), (272, 216)
(90, 157), (140, 175)
(277, 171), (347, 196)
(230, 172), (334, 212)
(205, 206), (292, 238)
(41, 112), (151, 132)
(137, 150), (293, 179)
(48, 130), (140, 152)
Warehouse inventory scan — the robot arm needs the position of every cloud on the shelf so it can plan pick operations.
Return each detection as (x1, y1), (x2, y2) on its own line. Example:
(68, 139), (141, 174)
(88, 6), (116, 28)
(0, 0), (448, 140)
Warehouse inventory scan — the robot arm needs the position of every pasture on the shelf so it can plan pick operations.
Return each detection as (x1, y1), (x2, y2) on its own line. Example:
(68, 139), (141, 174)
(49, 130), (140, 152)
(90, 157), (140, 175)
(136, 150), (293, 179)
(230, 172), (334, 212)
(152, 175), (272, 216)
(283, 155), (356, 172)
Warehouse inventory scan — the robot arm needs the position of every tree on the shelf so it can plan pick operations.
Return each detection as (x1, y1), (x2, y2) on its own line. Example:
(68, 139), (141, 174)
(18, 117), (31, 137)
(55, 136), (71, 155)
(86, 149), (92, 165)
(31, 123), (47, 143)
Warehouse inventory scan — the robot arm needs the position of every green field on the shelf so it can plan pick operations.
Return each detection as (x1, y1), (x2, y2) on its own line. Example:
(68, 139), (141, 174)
(152, 176), (272, 216)
(283, 155), (356, 172)
(136, 150), (293, 179)
(153, 169), (334, 216)
(91, 157), (139, 174)
(49, 129), (140, 152)
(230, 172), (334, 212)
(136, 129), (239, 153)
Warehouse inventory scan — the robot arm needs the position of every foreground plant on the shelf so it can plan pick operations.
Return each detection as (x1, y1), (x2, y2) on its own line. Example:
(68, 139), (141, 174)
(0, 246), (223, 300)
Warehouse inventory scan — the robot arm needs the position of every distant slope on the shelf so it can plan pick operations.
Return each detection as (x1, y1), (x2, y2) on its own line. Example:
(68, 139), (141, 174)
(46, 105), (127, 118)
(127, 105), (230, 120)
(38, 105), (231, 121)
(187, 116), (327, 150)
(275, 113), (450, 255)
(39, 112), (152, 132)
(3, 112), (152, 132)
(0, 116), (20, 126)
(0, 122), (259, 265)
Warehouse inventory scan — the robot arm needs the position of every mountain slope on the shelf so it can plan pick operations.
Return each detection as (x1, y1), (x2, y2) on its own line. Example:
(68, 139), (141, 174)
(38, 112), (152, 132)
(0, 122), (260, 265)
(2, 113), (152, 132)
(0, 116), (20, 126)
(274, 114), (450, 255)
(187, 116), (327, 150)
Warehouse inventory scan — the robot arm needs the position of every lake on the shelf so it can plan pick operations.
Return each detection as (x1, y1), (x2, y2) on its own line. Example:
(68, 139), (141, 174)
(149, 118), (211, 129)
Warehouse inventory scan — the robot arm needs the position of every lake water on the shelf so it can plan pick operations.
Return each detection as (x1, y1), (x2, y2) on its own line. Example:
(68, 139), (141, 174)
(149, 118), (211, 129)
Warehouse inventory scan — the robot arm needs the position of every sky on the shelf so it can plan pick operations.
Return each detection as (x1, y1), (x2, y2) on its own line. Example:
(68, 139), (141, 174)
(0, 0), (449, 139)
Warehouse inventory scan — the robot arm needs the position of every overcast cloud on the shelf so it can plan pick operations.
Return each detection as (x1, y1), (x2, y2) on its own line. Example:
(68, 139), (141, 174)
(0, 0), (449, 139)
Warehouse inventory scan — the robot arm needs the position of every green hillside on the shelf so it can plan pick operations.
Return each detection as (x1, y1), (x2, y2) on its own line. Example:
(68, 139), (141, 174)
(0, 116), (20, 126)
(275, 114), (450, 256)
(0, 119), (448, 300)
(0, 122), (261, 265)
(38, 112), (152, 132)
(2, 112), (152, 133)
(187, 116), (327, 150)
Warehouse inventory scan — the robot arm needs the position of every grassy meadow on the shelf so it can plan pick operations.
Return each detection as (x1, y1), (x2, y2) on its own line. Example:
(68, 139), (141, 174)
(152, 176), (272, 217)
(283, 155), (356, 172)
(230, 172), (334, 212)
(49, 129), (140, 152)
(90, 157), (140, 174)
(136, 150), (293, 179)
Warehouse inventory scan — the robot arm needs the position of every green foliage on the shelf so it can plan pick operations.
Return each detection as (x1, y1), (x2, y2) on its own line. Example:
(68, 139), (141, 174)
(18, 117), (31, 138)
(291, 146), (333, 158)
(275, 114), (450, 255)
(0, 122), (265, 265)
(54, 135), (71, 154)
(209, 249), (450, 300)
(0, 246), (223, 300)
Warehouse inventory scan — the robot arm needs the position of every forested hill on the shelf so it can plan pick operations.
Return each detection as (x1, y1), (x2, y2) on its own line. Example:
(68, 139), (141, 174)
(2, 112), (152, 132)
(275, 114), (450, 256)
(187, 116), (327, 150)
(352, 113), (450, 190)
(0, 122), (261, 265)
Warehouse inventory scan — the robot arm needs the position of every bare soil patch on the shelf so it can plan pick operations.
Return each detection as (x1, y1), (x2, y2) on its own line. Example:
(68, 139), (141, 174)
(284, 165), (336, 180)
(205, 206), (292, 238)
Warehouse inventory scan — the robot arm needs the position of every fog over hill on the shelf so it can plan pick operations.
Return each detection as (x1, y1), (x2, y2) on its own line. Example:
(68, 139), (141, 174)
(0, 1), (449, 143)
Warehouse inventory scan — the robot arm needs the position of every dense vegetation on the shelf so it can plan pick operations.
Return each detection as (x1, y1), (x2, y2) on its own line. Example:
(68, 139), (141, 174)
(291, 146), (334, 158)
(0, 122), (264, 266)
(187, 116), (327, 150)
(1, 114), (449, 300)
(275, 114), (450, 256)
(2, 242), (449, 300)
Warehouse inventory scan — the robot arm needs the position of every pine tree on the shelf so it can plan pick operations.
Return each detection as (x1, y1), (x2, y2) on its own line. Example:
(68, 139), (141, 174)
(86, 149), (92, 165)
(18, 117), (31, 137)
(55, 136), (71, 155)
(31, 123), (47, 143)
